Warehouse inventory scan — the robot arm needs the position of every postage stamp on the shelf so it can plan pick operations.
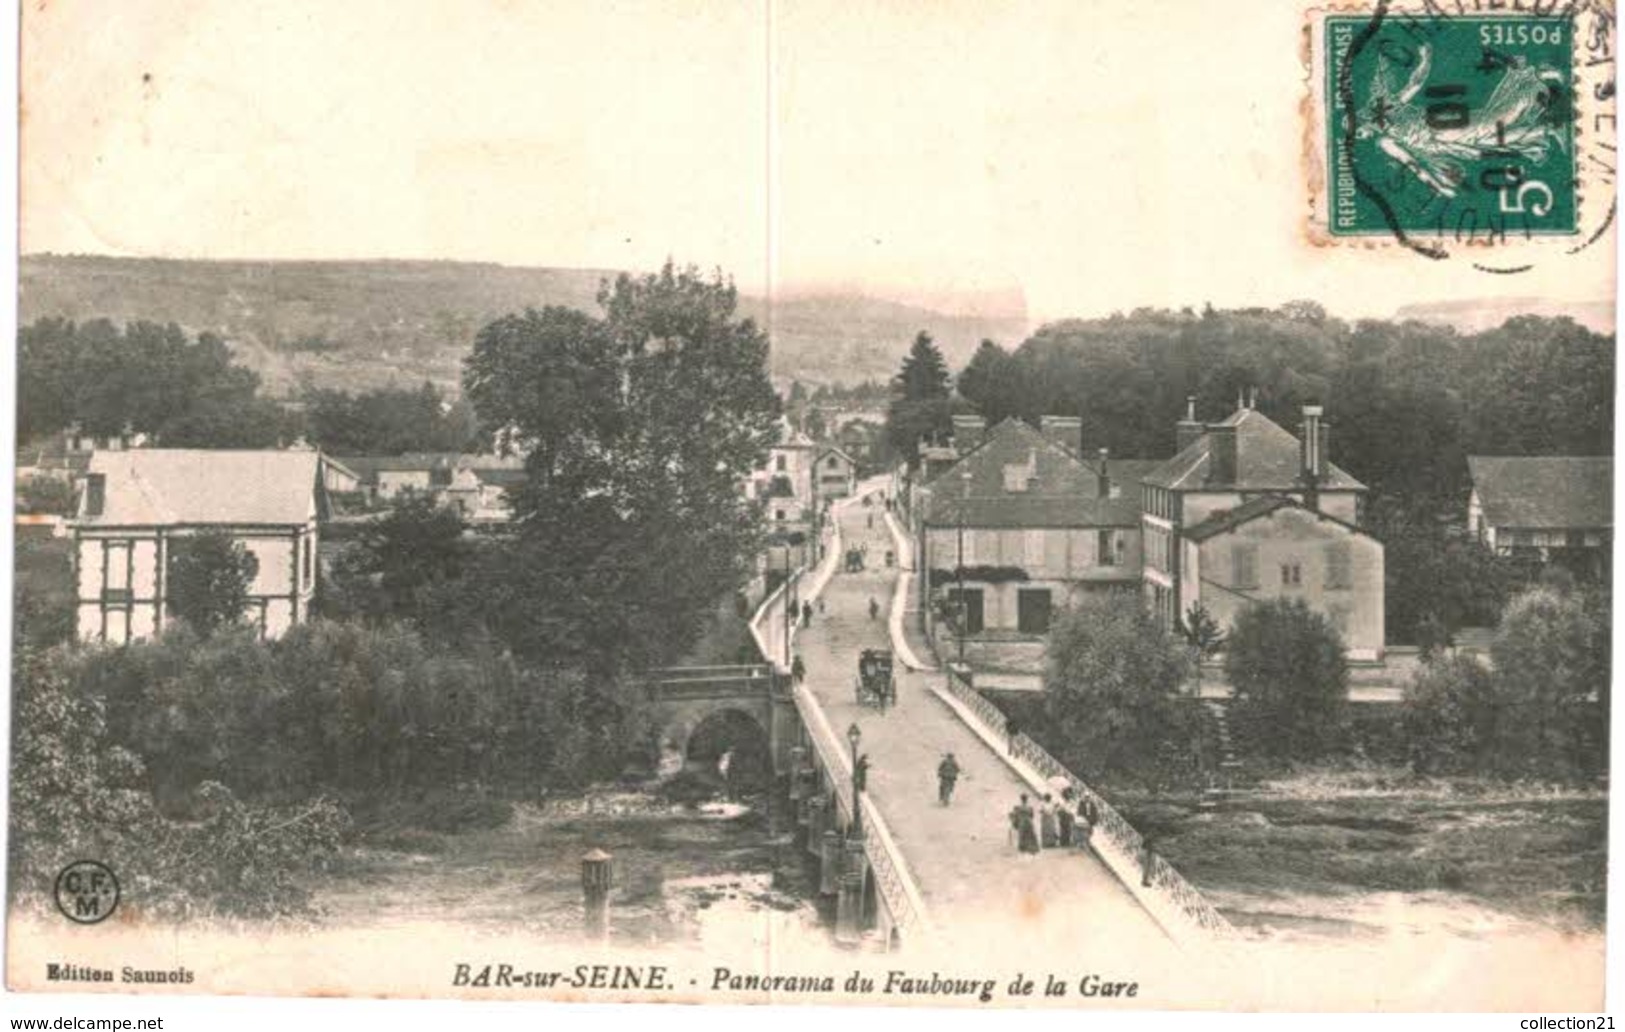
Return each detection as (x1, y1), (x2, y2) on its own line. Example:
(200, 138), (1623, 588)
(1305, 0), (1616, 268)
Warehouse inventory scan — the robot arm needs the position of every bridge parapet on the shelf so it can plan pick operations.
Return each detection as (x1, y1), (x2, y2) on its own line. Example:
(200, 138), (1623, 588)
(940, 665), (1234, 943)
(791, 682), (934, 944)
(643, 665), (777, 700)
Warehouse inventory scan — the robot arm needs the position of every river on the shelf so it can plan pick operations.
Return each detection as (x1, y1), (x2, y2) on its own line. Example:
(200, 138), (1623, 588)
(313, 788), (825, 946)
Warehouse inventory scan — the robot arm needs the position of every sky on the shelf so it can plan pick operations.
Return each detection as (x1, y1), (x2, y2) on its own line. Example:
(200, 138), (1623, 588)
(20, 0), (1616, 324)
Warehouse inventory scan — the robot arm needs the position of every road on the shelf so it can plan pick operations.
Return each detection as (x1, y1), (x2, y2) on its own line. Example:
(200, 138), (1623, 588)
(792, 493), (1172, 956)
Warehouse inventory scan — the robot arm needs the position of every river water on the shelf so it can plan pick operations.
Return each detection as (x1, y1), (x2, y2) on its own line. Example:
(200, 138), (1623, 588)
(315, 789), (825, 946)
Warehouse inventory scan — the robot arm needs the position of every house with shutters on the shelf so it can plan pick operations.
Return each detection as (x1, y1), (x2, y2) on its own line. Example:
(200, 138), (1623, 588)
(743, 419), (821, 531)
(1140, 397), (1385, 661)
(71, 449), (332, 644)
(815, 445), (858, 500)
(915, 415), (1158, 664)
(1466, 455), (1612, 578)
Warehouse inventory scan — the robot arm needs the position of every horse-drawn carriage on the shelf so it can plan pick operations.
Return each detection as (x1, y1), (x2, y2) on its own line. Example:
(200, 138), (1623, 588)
(854, 647), (895, 711)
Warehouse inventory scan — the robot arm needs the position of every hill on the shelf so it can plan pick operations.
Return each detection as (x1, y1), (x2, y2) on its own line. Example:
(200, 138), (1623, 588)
(19, 255), (1028, 395)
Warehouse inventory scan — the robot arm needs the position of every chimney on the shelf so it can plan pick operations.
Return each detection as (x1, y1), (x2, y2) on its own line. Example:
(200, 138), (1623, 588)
(1175, 395), (1204, 454)
(1206, 424), (1238, 485)
(1300, 405), (1328, 510)
(84, 473), (106, 517)
(1096, 447), (1111, 497)
(1039, 415), (1083, 456)
(951, 414), (987, 455)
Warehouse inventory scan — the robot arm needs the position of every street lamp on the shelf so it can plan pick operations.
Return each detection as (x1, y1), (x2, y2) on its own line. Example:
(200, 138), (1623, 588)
(846, 722), (863, 839)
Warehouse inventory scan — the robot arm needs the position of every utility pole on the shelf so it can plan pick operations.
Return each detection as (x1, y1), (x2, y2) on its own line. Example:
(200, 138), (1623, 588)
(956, 470), (972, 665)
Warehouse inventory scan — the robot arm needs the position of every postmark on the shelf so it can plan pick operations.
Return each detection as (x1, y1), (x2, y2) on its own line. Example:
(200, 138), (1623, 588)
(1305, 0), (1616, 270)
(53, 860), (120, 925)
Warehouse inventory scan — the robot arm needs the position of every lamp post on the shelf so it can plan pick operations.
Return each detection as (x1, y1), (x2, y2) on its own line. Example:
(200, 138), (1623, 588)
(846, 722), (863, 839)
(783, 547), (793, 669)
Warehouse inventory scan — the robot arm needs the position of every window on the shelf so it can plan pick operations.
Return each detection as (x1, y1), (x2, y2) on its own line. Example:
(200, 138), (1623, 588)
(774, 509), (786, 522)
(1024, 529), (1046, 568)
(1098, 530), (1117, 566)
(302, 535), (315, 588)
(775, 455), (786, 472)
(827, 456), (839, 469)
(1280, 562), (1302, 588)
(103, 541), (131, 601)
(1017, 588), (1053, 635)
(1324, 542), (1351, 590)
(1232, 544), (1258, 589)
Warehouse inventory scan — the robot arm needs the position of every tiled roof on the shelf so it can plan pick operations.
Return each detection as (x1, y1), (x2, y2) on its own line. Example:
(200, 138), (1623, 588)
(1142, 407), (1365, 492)
(922, 419), (1145, 528)
(1183, 493), (1372, 543)
(78, 450), (323, 527)
(1468, 456), (1613, 530)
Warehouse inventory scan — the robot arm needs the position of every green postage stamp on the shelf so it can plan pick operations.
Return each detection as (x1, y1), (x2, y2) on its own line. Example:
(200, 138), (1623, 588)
(1306, 0), (1616, 267)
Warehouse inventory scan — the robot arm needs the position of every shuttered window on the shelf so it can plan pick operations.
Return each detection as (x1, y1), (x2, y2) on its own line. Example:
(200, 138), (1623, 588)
(1025, 529), (1046, 568)
(1231, 544), (1258, 590)
(1324, 542), (1352, 590)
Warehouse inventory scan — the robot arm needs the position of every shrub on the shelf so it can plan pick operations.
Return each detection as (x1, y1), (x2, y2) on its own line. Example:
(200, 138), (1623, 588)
(166, 531), (259, 635)
(1402, 653), (1499, 775)
(1225, 598), (1348, 761)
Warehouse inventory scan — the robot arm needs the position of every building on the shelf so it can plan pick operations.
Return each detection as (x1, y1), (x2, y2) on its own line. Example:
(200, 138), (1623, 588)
(1140, 398), (1385, 661)
(71, 449), (334, 644)
(815, 446), (858, 500)
(835, 419), (884, 470)
(338, 453), (458, 503)
(1466, 455), (1612, 575)
(744, 420), (821, 529)
(445, 464), (527, 523)
(916, 417), (1156, 658)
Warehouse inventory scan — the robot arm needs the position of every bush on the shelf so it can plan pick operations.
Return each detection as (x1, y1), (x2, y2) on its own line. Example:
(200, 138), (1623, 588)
(1225, 598), (1348, 761)
(1489, 587), (1609, 778)
(1402, 654), (1500, 775)
(9, 645), (347, 920)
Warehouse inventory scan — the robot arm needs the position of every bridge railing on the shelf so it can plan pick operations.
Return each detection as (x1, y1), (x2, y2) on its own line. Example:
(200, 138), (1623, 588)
(941, 666), (1234, 942)
(791, 683), (933, 941)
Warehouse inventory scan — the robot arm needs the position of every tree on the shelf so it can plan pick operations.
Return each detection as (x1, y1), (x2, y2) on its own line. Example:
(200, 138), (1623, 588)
(1224, 599), (1348, 761)
(461, 262), (781, 675)
(327, 496), (469, 624)
(1489, 587), (1609, 777)
(166, 532), (259, 635)
(1179, 601), (1226, 694)
(956, 339), (1029, 425)
(1401, 653), (1500, 774)
(1042, 591), (1199, 787)
(886, 331), (955, 467)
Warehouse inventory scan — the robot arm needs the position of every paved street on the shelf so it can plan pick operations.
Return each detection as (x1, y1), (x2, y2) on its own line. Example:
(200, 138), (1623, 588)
(793, 494), (1171, 956)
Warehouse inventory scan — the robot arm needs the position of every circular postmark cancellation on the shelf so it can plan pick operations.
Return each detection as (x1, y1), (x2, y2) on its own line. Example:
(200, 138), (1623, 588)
(1305, 0), (1617, 271)
(54, 860), (120, 924)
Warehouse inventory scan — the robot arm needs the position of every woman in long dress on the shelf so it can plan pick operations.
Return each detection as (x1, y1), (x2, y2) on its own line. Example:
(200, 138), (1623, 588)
(1039, 793), (1060, 848)
(1014, 794), (1040, 855)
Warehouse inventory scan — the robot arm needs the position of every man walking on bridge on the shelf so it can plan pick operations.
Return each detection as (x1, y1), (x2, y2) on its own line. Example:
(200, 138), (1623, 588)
(936, 752), (962, 806)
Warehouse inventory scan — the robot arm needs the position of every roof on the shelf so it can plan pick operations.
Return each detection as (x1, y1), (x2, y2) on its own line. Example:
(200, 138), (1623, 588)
(1467, 456), (1613, 530)
(818, 445), (858, 466)
(77, 450), (324, 527)
(1143, 407), (1365, 492)
(922, 419), (1145, 528)
(337, 452), (524, 482)
(1183, 493), (1373, 543)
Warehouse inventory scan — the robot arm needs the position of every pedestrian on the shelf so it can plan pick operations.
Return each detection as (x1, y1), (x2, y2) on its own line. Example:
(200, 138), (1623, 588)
(1058, 787), (1076, 846)
(1040, 793), (1060, 848)
(817, 596), (825, 615)
(1005, 717), (1021, 757)
(866, 512), (874, 529)
(1140, 835), (1157, 887)
(1078, 793), (1099, 851)
(791, 653), (806, 684)
(936, 752), (961, 806)
(1012, 794), (1040, 855)
(868, 597), (880, 621)
(802, 600), (813, 627)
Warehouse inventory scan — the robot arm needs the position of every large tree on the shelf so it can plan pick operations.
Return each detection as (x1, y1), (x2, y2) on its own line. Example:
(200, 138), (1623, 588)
(1224, 598), (1348, 760)
(462, 262), (781, 675)
(1042, 590), (1199, 786)
(886, 331), (955, 467)
(1489, 586), (1610, 777)
(956, 339), (1029, 426)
